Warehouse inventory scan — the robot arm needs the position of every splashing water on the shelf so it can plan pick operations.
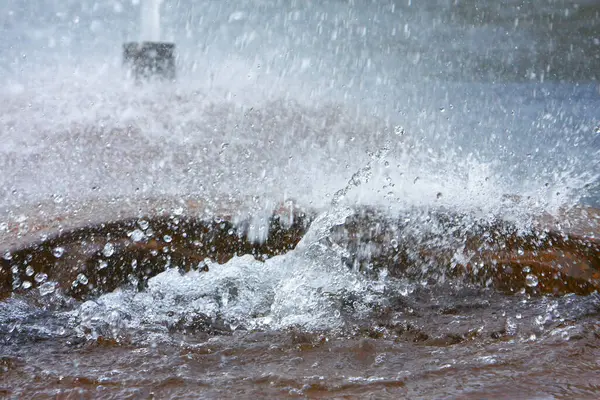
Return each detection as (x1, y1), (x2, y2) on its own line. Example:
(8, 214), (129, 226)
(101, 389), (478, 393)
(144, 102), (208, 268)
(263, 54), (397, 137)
(71, 205), (384, 338)
(1, 1), (600, 398)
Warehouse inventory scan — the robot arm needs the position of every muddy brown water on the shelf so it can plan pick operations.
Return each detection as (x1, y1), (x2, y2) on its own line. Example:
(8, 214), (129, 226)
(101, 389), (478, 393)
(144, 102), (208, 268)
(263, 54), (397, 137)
(1, 202), (600, 399)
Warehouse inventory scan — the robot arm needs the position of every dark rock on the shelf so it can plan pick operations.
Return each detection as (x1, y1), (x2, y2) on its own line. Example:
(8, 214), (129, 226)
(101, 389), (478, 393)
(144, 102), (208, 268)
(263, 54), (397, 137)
(1, 211), (312, 301)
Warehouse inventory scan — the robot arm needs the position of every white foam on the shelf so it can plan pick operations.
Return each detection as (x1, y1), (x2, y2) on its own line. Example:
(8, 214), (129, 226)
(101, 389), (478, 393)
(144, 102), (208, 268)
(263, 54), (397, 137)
(73, 206), (383, 336)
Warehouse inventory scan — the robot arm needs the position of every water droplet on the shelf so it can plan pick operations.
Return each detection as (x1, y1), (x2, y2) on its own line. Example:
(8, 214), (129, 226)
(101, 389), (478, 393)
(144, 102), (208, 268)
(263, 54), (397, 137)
(34, 272), (48, 283)
(138, 219), (150, 230)
(77, 273), (88, 285)
(38, 282), (56, 296)
(128, 274), (139, 286)
(517, 248), (525, 256)
(25, 266), (34, 276)
(525, 273), (539, 287)
(53, 247), (65, 258)
(102, 242), (115, 257)
(97, 260), (108, 270)
(128, 229), (146, 242)
(22, 281), (32, 289)
(163, 235), (172, 243)
(173, 206), (184, 216)
(3, 251), (12, 260)
(390, 238), (398, 248)
(198, 258), (212, 271)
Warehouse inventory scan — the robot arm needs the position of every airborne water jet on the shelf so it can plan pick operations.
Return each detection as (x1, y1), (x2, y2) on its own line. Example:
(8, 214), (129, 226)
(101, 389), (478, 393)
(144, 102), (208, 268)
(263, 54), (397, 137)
(123, 0), (176, 81)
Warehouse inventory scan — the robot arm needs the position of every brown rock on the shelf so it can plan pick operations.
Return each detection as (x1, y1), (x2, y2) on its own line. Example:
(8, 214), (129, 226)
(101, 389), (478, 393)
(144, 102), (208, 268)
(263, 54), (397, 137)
(1, 206), (312, 301)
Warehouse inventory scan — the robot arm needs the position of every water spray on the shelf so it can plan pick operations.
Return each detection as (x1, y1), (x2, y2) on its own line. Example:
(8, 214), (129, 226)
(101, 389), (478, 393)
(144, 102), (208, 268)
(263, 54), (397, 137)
(123, 0), (176, 81)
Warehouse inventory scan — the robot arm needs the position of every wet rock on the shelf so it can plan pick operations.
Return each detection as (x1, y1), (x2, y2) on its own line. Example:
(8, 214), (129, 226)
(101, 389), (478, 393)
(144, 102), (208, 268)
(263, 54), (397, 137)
(1, 210), (312, 301)
(2, 203), (599, 301)
(330, 206), (600, 296)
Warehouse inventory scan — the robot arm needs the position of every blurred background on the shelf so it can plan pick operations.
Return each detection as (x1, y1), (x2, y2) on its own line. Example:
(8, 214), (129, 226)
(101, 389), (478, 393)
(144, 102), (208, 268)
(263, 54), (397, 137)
(2, 0), (599, 82)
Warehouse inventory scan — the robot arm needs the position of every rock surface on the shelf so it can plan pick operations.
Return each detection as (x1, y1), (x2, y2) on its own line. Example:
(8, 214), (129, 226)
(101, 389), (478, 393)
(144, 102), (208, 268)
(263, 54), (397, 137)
(0, 198), (312, 300)
(1, 201), (599, 300)
(331, 206), (600, 296)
